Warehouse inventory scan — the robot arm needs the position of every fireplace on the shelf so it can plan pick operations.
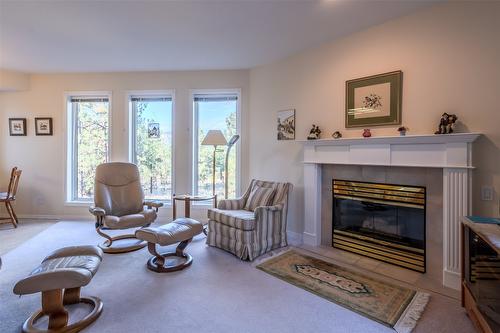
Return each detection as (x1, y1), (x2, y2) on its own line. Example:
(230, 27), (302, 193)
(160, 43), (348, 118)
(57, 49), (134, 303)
(332, 179), (426, 273)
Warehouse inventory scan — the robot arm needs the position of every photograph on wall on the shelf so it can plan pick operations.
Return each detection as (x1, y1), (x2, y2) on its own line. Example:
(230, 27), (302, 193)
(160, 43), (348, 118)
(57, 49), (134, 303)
(148, 122), (160, 138)
(9, 118), (27, 136)
(35, 117), (53, 136)
(345, 71), (402, 128)
(277, 109), (295, 140)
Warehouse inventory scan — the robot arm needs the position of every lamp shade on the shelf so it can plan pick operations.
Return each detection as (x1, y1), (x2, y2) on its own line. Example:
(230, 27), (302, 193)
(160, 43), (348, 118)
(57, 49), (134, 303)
(201, 130), (227, 146)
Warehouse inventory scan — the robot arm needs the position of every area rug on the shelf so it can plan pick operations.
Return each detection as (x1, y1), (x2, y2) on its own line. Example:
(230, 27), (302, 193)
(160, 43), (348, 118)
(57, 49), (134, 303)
(257, 250), (429, 333)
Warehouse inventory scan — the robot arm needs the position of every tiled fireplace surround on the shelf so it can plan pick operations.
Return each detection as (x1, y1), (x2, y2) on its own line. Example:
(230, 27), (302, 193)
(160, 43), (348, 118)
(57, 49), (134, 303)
(301, 133), (480, 293)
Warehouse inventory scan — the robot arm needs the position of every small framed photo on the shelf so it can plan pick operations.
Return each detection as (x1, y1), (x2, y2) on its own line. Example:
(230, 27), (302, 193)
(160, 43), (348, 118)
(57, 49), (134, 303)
(346, 71), (402, 128)
(148, 123), (160, 138)
(35, 117), (53, 136)
(277, 109), (295, 140)
(9, 118), (27, 136)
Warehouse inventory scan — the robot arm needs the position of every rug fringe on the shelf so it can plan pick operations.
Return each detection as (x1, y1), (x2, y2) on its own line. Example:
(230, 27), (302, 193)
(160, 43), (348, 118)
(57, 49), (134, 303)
(252, 246), (294, 267)
(393, 292), (430, 333)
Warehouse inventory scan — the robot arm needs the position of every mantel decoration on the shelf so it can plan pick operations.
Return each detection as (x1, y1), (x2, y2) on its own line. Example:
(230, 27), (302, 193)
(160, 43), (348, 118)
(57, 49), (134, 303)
(307, 125), (321, 140)
(277, 109), (295, 140)
(35, 117), (53, 136)
(435, 113), (458, 134)
(9, 118), (27, 136)
(397, 126), (408, 136)
(362, 129), (372, 138)
(346, 71), (402, 128)
(332, 131), (342, 139)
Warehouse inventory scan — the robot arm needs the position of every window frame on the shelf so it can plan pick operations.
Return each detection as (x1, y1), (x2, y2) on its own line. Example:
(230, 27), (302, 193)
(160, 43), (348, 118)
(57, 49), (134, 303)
(127, 90), (175, 204)
(64, 91), (112, 205)
(190, 89), (241, 201)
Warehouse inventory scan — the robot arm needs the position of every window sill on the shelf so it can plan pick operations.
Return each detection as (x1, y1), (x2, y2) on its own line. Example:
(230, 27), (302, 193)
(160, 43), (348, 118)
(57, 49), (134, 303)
(64, 201), (92, 207)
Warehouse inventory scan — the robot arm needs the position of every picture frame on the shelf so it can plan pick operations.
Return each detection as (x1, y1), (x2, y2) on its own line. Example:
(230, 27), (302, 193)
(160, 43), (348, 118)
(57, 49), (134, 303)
(148, 122), (160, 138)
(35, 117), (53, 136)
(9, 118), (27, 136)
(277, 109), (295, 141)
(345, 71), (402, 128)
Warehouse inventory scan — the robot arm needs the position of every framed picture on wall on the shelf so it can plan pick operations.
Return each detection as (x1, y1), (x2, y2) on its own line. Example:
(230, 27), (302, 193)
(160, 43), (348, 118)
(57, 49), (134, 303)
(9, 118), (27, 136)
(35, 117), (53, 136)
(345, 71), (402, 128)
(277, 109), (295, 140)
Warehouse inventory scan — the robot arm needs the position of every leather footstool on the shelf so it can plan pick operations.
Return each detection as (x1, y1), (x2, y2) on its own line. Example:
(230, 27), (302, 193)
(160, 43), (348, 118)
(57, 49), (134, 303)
(13, 245), (104, 333)
(135, 218), (203, 272)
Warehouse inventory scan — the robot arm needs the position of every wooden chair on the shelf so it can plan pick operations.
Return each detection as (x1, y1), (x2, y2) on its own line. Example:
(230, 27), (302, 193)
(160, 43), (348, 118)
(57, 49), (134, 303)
(0, 167), (22, 228)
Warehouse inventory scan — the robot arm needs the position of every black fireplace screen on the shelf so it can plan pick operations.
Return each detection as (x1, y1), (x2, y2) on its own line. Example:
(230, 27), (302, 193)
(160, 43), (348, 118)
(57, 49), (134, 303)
(332, 179), (426, 273)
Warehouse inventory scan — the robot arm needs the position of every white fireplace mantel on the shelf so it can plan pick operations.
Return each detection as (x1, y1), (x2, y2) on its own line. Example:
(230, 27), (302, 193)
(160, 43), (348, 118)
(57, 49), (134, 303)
(301, 133), (481, 290)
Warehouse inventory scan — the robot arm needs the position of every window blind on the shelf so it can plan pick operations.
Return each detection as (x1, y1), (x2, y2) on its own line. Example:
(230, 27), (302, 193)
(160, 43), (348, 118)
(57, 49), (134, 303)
(130, 96), (172, 102)
(70, 97), (109, 103)
(193, 95), (238, 102)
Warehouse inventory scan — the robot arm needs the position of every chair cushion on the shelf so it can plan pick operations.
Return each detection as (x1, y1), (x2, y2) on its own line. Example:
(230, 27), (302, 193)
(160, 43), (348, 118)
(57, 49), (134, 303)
(13, 245), (102, 295)
(0, 192), (8, 200)
(103, 209), (157, 229)
(135, 218), (203, 246)
(208, 209), (255, 231)
(244, 185), (276, 211)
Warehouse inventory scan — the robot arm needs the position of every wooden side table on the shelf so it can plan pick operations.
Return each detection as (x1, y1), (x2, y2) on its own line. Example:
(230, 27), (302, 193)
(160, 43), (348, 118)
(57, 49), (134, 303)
(172, 194), (217, 235)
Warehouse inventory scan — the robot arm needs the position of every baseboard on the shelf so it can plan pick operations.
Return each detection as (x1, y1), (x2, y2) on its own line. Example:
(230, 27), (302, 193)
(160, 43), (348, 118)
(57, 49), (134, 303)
(303, 232), (319, 246)
(443, 268), (461, 290)
(287, 231), (303, 246)
(16, 214), (87, 221)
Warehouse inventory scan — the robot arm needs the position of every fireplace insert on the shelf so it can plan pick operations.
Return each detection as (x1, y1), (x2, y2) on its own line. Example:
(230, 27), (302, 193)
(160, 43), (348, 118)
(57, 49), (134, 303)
(332, 179), (426, 273)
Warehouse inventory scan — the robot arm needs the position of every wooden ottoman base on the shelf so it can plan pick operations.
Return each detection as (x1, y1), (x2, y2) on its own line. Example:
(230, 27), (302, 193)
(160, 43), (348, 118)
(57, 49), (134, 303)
(22, 288), (103, 333)
(97, 229), (147, 254)
(146, 240), (193, 273)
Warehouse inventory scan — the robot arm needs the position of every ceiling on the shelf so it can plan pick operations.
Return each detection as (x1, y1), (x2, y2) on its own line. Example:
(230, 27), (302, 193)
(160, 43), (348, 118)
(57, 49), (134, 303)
(0, 0), (437, 73)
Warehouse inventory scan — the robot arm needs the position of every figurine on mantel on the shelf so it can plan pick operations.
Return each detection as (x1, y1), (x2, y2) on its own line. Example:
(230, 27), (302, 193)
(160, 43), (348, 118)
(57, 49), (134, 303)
(397, 126), (408, 136)
(435, 113), (458, 134)
(362, 129), (372, 138)
(332, 131), (342, 139)
(307, 125), (322, 140)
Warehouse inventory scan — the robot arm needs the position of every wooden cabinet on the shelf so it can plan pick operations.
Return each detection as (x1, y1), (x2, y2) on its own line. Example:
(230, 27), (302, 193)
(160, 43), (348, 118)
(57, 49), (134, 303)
(461, 217), (500, 333)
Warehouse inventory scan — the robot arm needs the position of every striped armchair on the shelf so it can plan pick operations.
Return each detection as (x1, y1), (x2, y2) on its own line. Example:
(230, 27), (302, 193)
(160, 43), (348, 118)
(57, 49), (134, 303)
(206, 179), (293, 261)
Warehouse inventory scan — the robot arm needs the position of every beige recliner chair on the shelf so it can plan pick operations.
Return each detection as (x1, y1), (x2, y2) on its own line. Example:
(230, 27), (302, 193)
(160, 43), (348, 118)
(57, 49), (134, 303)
(89, 162), (163, 254)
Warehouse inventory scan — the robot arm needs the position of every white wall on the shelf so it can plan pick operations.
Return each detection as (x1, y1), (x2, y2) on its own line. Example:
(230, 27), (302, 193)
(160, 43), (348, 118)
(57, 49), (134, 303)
(0, 70), (249, 220)
(248, 2), (500, 233)
(0, 69), (29, 91)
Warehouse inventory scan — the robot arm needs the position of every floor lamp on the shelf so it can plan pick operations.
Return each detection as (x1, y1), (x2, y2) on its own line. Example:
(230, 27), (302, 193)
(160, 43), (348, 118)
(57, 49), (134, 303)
(225, 135), (240, 199)
(201, 130), (227, 196)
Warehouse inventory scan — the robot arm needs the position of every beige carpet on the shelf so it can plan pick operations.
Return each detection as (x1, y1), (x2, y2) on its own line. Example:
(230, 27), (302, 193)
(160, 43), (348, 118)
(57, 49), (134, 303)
(0, 221), (475, 333)
(0, 219), (57, 256)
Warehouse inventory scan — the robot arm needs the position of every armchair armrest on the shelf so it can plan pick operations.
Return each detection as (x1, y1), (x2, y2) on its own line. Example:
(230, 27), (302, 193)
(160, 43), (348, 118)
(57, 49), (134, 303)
(89, 206), (106, 217)
(217, 197), (245, 210)
(254, 204), (283, 214)
(144, 200), (164, 212)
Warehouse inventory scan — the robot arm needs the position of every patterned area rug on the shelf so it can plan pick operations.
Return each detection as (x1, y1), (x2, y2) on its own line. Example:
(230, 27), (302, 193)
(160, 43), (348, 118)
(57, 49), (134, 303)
(257, 250), (429, 333)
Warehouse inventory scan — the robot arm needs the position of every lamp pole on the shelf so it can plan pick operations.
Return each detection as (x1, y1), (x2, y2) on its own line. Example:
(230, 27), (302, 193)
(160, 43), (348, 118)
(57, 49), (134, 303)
(224, 135), (240, 199)
(212, 145), (217, 196)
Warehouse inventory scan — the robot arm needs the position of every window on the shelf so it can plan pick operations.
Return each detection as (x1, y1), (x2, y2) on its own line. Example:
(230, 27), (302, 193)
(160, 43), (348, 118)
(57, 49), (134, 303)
(129, 93), (173, 201)
(192, 91), (240, 198)
(66, 93), (111, 202)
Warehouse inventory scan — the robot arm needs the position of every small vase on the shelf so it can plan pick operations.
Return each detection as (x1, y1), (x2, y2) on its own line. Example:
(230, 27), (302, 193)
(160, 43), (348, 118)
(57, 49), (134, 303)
(362, 129), (371, 138)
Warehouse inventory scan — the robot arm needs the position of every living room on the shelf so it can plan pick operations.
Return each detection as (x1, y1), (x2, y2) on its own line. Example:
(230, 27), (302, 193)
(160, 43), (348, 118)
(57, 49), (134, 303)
(1, 1), (499, 333)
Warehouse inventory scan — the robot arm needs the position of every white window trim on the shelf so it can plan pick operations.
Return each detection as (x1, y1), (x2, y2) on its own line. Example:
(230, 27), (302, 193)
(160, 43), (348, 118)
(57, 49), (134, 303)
(64, 91), (112, 205)
(189, 88), (242, 203)
(126, 90), (176, 204)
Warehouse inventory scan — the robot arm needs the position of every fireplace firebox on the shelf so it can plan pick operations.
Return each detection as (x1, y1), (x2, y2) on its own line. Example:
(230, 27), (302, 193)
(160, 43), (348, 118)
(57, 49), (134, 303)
(332, 179), (426, 273)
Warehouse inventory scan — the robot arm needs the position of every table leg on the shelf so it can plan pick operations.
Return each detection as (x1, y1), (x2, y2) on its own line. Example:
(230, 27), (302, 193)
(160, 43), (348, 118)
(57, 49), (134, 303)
(185, 197), (191, 218)
(173, 196), (177, 220)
